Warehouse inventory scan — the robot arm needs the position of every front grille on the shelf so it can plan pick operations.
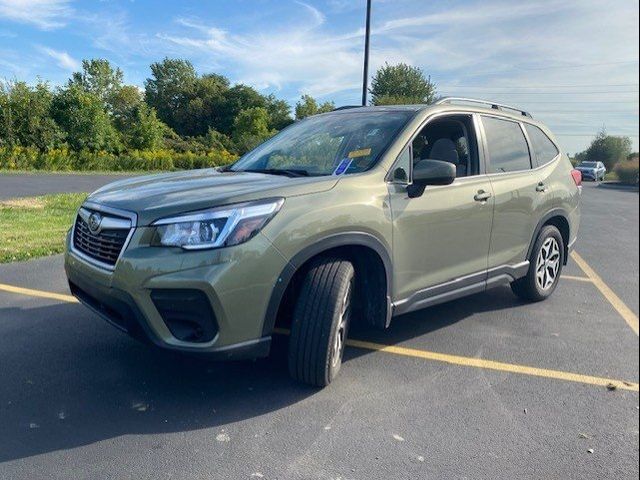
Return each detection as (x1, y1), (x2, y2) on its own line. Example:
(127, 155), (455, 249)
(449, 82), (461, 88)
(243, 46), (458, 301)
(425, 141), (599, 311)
(73, 211), (130, 267)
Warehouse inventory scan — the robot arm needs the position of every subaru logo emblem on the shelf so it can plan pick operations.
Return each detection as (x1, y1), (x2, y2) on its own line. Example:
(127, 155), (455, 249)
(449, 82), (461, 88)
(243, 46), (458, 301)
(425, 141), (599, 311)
(88, 212), (102, 233)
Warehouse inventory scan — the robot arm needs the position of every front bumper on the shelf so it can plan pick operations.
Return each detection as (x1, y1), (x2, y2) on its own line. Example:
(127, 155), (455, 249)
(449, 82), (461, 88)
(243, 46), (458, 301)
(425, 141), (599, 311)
(64, 227), (289, 359)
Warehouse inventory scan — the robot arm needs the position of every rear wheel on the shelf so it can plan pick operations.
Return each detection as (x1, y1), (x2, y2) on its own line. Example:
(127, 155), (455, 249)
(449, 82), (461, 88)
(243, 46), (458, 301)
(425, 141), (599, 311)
(288, 258), (355, 387)
(511, 225), (564, 302)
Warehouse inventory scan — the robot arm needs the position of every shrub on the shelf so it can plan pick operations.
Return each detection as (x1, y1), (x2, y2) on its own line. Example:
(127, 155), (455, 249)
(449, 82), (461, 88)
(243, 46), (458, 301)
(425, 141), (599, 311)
(613, 158), (639, 185)
(0, 146), (237, 172)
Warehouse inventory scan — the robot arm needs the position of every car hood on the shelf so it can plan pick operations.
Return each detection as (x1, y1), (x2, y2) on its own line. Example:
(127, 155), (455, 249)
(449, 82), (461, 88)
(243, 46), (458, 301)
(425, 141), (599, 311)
(87, 168), (339, 225)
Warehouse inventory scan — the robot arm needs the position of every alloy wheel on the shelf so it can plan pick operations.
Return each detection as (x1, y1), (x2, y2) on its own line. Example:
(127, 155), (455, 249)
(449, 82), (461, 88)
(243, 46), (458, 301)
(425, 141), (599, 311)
(536, 237), (560, 291)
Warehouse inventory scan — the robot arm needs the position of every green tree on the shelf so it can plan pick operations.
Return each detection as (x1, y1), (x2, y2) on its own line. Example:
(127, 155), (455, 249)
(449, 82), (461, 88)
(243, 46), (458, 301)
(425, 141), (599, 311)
(573, 151), (587, 164)
(145, 58), (198, 134)
(0, 80), (64, 150)
(584, 128), (632, 170)
(265, 94), (293, 130)
(51, 84), (121, 152)
(217, 84), (267, 135)
(179, 73), (230, 137)
(369, 63), (437, 106)
(0, 86), (9, 146)
(201, 127), (234, 152)
(110, 85), (143, 132)
(232, 107), (274, 153)
(70, 59), (124, 110)
(125, 103), (166, 150)
(294, 94), (334, 120)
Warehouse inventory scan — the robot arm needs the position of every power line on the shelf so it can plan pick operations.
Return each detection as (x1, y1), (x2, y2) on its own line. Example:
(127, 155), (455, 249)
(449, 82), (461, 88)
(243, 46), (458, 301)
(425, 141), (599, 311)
(555, 133), (640, 137)
(534, 110), (639, 113)
(438, 83), (639, 89)
(485, 100), (639, 104)
(453, 60), (640, 78)
(513, 60), (639, 71)
(441, 91), (639, 95)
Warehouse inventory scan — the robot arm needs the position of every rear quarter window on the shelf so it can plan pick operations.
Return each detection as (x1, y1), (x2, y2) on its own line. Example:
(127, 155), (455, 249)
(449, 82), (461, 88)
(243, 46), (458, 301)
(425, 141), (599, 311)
(482, 116), (532, 173)
(524, 124), (560, 166)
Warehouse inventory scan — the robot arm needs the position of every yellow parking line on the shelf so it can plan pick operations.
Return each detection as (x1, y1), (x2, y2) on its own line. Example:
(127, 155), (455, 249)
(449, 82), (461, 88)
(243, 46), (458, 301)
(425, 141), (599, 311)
(561, 275), (592, 283)
(571, 252), (639, 336)
(273, 328), (638, 392)
(1, 282), (637, 392)
(0, 283), (78, 303)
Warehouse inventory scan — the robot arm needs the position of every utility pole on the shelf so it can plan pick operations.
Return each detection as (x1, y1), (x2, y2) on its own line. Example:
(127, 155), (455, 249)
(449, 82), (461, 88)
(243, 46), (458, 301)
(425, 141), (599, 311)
(361, 0), (372, 106)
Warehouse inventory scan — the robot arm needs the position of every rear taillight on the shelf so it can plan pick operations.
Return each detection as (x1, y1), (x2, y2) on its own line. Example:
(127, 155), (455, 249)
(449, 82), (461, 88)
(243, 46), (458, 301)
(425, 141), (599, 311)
(571, 169), (582, 187)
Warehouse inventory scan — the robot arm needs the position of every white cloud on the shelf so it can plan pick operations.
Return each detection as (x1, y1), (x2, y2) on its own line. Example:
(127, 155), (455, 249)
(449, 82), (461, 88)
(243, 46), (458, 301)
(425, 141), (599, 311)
(159, 3), (365, 98)
(4, 0), (634, 153)
(38, 46), (80, 71)
(294, 1), (325, 28)
(0, 0), (73, 30)
(367, 0), (639, 152)
(155, 0), (638, 153)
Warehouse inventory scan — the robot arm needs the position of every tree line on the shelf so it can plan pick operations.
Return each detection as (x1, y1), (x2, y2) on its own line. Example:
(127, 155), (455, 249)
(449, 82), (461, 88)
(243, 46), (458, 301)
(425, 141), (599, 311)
(571, 128), (636, 171)
(0, 59), (436, 168)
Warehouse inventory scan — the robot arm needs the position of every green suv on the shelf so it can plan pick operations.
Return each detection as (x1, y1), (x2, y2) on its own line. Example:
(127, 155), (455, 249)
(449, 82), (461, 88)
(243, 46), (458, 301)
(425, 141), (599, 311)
(65, 98), (582, 386)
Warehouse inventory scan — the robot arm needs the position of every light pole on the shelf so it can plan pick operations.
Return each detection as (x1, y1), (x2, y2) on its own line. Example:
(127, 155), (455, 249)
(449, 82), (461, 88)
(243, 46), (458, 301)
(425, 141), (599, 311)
(361, 0), (372, 106)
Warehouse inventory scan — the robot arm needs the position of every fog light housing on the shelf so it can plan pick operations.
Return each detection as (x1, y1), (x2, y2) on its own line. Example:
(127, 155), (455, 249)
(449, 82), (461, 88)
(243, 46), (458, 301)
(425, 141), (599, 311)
(150, 289), (218, 343)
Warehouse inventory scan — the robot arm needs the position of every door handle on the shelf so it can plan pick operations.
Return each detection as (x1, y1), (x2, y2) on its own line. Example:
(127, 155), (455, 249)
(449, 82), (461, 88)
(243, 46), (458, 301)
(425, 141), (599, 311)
(536, 182), (547, 193)
(474, 190), (492, 202)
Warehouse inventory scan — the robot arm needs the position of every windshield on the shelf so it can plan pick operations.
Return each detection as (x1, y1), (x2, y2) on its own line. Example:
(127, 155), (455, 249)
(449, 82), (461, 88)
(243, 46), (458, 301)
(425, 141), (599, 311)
(580, 162), (597, 167)
(229, 111), (415, 176)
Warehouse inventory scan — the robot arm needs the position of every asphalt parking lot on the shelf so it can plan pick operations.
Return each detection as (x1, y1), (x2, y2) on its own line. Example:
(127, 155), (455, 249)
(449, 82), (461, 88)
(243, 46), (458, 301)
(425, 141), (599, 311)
(0, 181), (638, 479)
(0, 173), (132, 200)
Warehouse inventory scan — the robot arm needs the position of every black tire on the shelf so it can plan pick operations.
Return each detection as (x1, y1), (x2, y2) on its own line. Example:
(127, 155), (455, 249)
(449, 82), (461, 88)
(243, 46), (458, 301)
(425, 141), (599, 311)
(511, 225), (564, 302)
(288, 258), (355, 387)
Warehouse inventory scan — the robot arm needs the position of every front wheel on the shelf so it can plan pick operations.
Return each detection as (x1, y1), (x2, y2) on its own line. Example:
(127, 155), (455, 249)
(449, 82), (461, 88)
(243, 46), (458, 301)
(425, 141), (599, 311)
(511, 225), (564, 302)
(288, 258), (355, 387)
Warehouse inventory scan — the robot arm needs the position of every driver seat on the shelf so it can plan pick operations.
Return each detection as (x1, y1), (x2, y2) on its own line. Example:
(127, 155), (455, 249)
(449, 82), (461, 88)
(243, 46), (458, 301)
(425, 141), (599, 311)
(428, 138), (466, 177)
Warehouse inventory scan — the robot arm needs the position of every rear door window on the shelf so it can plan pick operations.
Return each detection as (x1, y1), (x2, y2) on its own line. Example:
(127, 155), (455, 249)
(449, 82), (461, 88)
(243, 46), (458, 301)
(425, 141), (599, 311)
(524, 124), (560, 166)
(482, 116), (532, 173)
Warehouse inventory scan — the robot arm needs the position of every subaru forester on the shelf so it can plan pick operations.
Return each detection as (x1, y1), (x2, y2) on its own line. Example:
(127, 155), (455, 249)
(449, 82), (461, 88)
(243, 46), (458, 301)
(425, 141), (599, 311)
(65, 97), (582, 387)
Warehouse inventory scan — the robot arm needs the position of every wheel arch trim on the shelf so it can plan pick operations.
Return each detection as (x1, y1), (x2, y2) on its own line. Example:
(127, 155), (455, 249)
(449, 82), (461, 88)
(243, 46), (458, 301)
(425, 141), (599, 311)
(527, 208), (571, 264)
(261, 232), (393, 336)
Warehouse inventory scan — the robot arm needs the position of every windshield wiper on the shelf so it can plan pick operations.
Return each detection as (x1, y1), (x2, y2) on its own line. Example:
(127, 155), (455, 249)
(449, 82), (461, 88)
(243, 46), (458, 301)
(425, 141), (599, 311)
(240, 168), (310, 177)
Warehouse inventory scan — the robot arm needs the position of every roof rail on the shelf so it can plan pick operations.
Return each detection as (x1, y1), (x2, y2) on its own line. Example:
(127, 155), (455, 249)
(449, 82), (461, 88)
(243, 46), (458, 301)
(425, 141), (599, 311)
(435, 97), (532, 118)
(333, 105), (362, 111)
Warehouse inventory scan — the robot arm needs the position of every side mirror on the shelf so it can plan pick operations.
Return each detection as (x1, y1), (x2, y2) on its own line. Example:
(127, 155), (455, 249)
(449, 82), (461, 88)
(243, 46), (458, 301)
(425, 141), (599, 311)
(407, 159), (456, 198)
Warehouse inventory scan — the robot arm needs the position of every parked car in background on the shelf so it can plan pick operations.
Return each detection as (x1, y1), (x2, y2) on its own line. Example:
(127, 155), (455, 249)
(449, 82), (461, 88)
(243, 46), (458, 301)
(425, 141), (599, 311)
(65, 98), (582, 387)
(576, 161), (606, 181)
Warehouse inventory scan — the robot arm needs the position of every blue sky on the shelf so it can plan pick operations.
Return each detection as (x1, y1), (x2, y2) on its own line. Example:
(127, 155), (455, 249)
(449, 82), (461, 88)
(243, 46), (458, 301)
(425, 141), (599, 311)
(0, 0), (638, 153)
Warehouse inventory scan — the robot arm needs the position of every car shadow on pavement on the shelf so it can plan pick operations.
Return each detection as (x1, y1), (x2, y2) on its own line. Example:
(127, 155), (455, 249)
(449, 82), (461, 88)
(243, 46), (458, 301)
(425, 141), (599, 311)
(0, 288), (523, 463)
(0, 303), (310, 463)
(347, 285), (525, 350)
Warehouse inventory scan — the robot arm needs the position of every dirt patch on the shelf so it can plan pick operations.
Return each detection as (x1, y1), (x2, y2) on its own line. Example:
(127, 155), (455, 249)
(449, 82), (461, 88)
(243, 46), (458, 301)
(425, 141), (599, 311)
(0, 197), (46, 209)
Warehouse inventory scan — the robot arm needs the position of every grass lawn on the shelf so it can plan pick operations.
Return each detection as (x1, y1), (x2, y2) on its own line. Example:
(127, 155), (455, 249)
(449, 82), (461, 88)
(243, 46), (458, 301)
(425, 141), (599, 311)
(0, 193), (87, 263)
(0, 169), (158, 175)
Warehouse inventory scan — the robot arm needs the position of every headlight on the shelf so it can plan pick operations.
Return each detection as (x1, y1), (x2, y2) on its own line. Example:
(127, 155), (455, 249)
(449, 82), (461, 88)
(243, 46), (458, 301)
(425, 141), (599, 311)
(151, 198), (284, 250)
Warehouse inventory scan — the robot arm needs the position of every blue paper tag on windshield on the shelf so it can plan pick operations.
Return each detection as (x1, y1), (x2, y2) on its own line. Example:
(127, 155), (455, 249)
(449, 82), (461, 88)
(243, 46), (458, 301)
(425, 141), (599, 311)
(333, 158), (353, 176)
